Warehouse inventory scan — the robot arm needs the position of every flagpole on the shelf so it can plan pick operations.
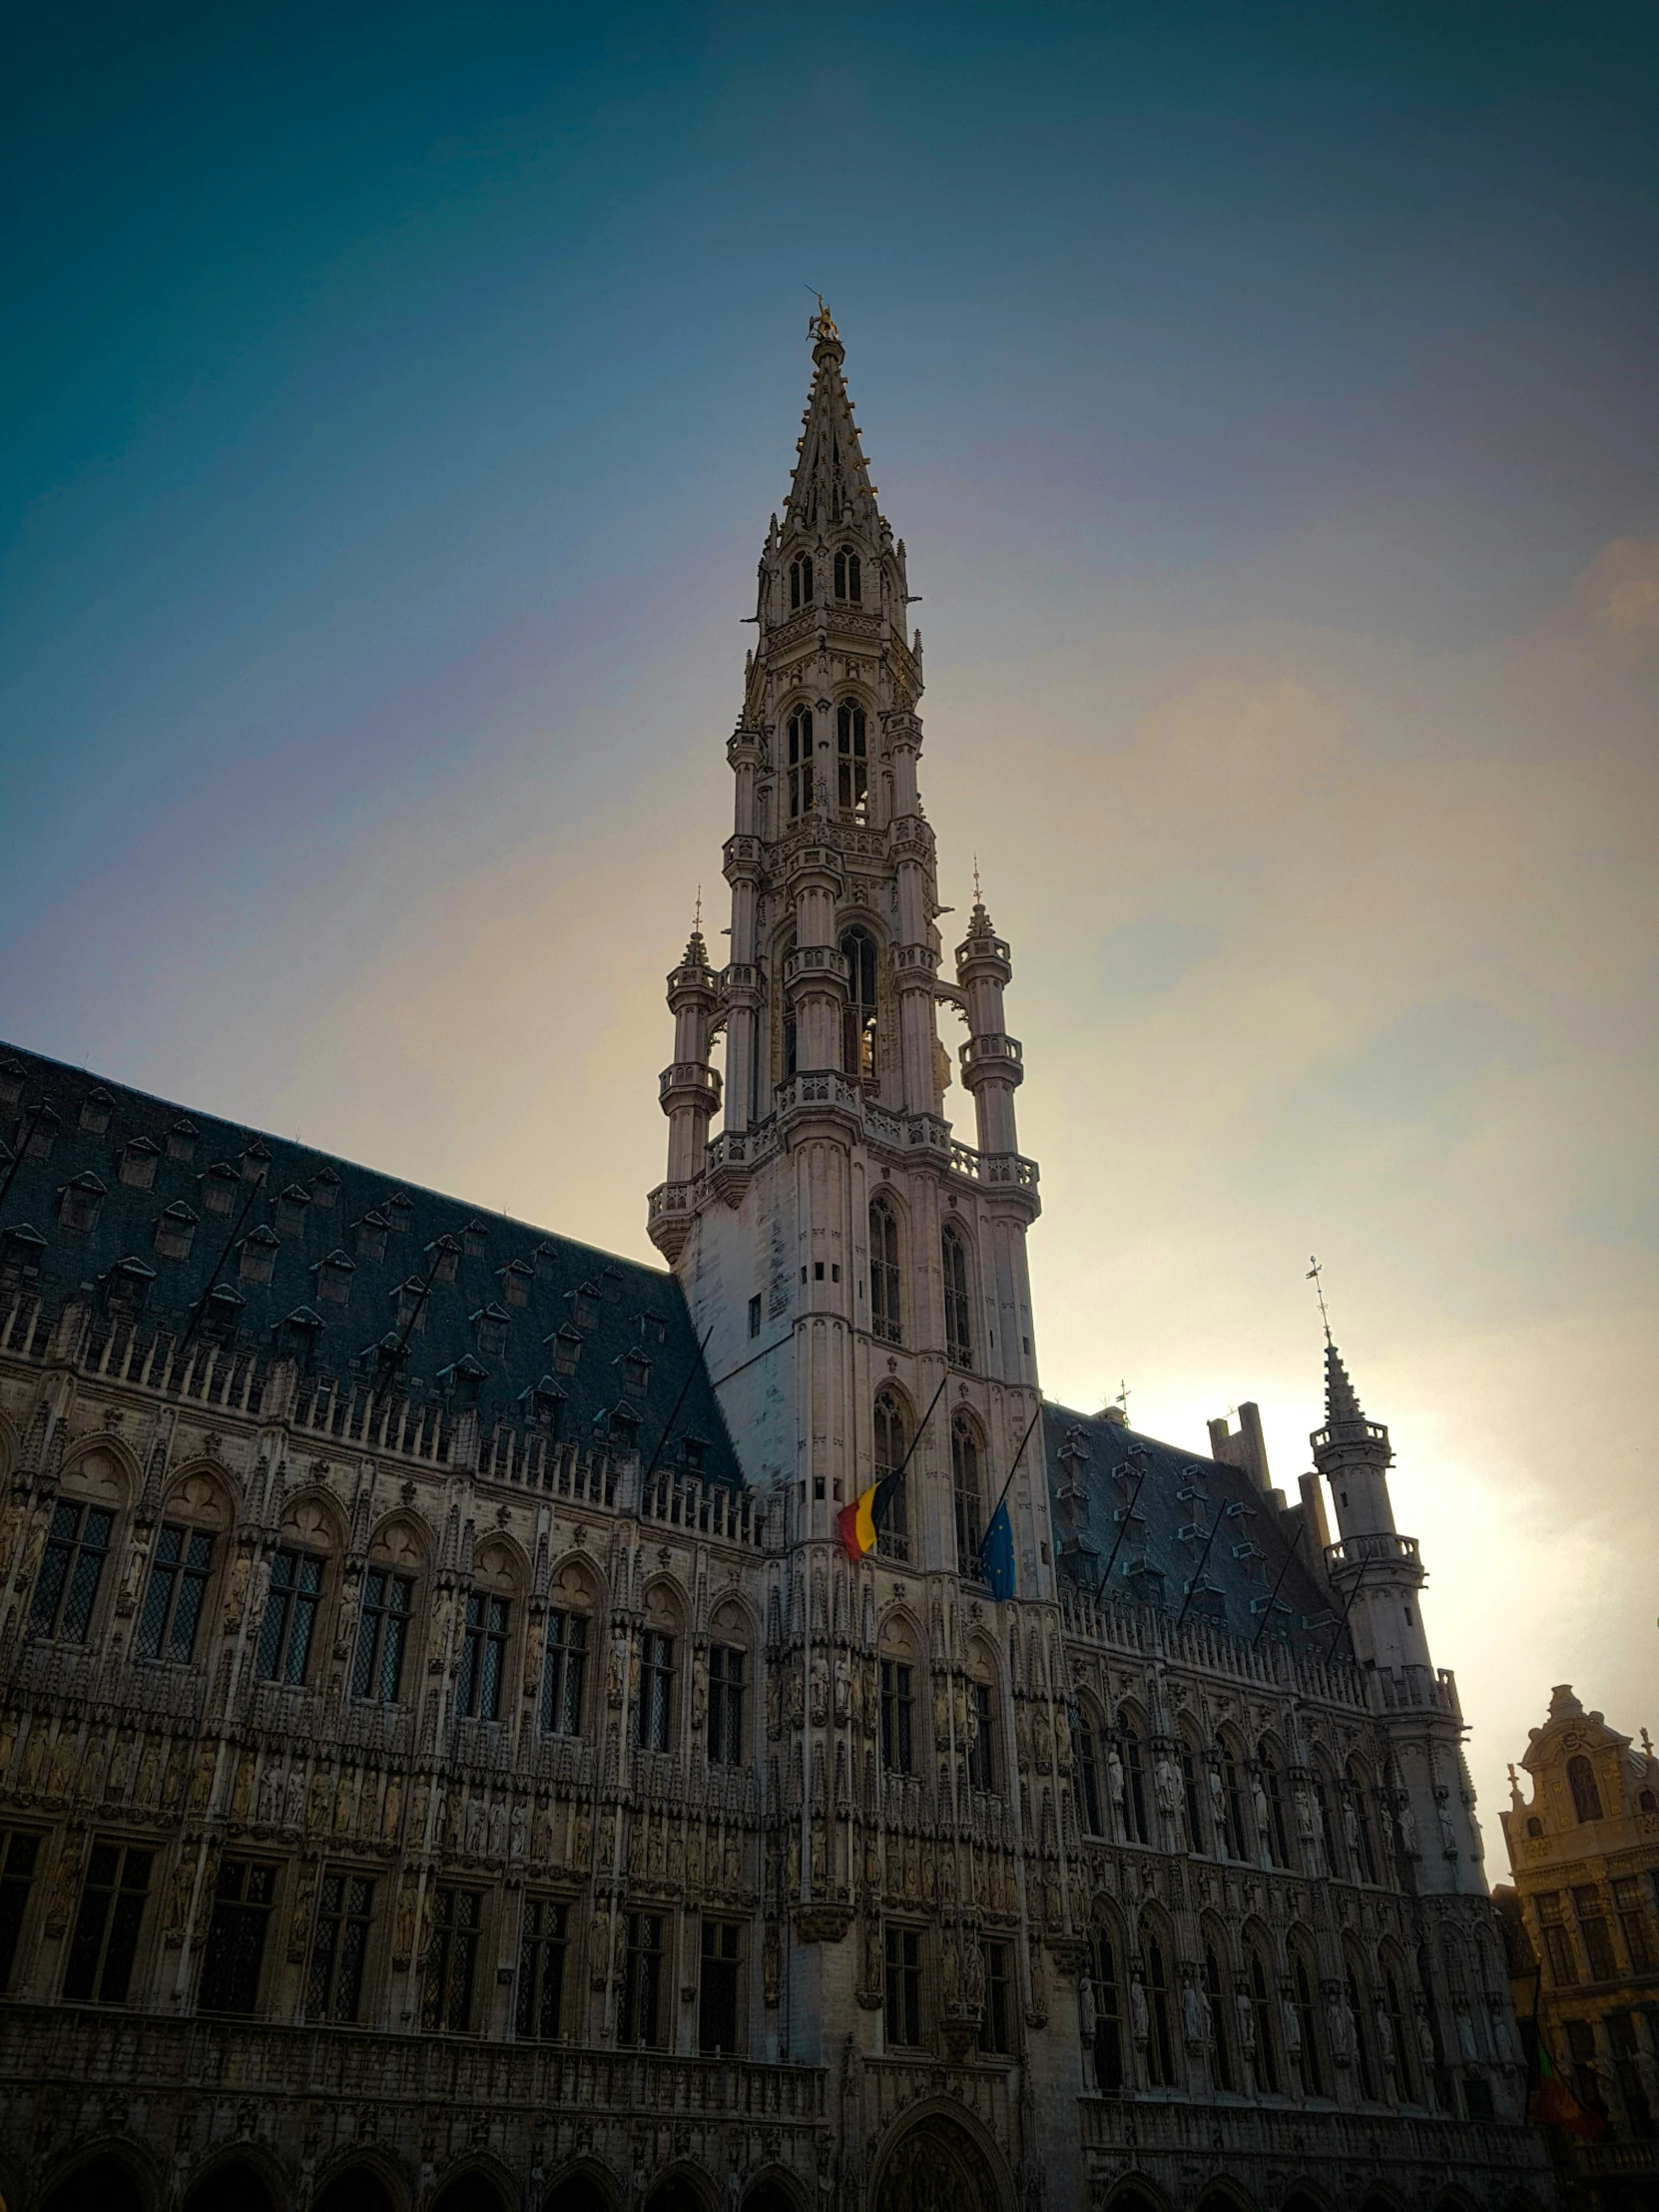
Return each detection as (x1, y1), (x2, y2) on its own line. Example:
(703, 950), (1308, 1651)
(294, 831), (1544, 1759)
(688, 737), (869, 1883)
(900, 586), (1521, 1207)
(886, 1371), (949, 1490)
(978, 1402), (1042, 1553)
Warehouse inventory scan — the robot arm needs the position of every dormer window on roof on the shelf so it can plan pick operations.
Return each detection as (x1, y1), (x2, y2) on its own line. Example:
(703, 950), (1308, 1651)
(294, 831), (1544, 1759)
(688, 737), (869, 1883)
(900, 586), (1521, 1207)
(313, 1250), (355, 1305)
(425, 1235), (459, 1285)
(166, 1119), (199, 1163)
(353, 1212), (389, 1263)
(0, 1225), (46, 1289)
(307, 1165), (339, 1208)
(392, 1278), (428, 1334)
(501, 1259), (534, 1309)
(462, 1220), (488, 1260)
(607, 1402), (641, 1449)
(59, 1172), (107, 1235)
(520, 1376), (567, 1430)
(240, 1225), (280, 1285)
(385, 1192), (413, 1231)
(549, 1325), (583, 1378)
(120, 1136), (161, 1191)
(620, 1352), (651, 1395)
(154, 1203), (199, 1263)
(199, 1283), (246, 1340)
(273, 1185), (310, 1238)
(24, 1105), (59, 1162)
(79, 1088), (114, 1135)
(240, 1139), (272, 1185)
(102, 1255), (156, 1312)
(201, 1163), (240, 1216)
(473, 1304), (509, 1358)
(0, 1060), (23, 1108)
(568, 1284), (600, 1332)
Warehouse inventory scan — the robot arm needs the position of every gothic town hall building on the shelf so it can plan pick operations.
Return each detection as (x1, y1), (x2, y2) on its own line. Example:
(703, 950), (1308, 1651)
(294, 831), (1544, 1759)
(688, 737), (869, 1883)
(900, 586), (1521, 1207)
(0, 313), (1551, 2212)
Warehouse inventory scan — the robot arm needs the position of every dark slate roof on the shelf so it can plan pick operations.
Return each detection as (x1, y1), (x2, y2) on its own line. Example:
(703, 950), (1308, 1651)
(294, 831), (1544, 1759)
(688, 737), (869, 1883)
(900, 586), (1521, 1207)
(0, 1043), (741, 1484)
(1041, 1402), (1348, 1661)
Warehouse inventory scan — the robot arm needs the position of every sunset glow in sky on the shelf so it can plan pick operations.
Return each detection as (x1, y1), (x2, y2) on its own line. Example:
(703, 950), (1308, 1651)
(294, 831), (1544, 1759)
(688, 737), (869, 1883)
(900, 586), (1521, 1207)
(4, 1), (1656, 1825)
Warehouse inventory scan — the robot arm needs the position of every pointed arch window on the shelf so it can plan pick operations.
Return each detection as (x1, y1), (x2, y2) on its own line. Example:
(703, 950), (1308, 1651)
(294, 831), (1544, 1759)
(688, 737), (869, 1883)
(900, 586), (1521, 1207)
(941, 1225), (973, 1371)
(872, 1387), (909, 1562)
(1092, 1929), (1124, 2092)
(833, 546), (861, 603)
(1567, 1754), (1605, 1824)
(1292, 1952), (1324, 2095)
(1145, 1934), (1178, 2086)
(950, 1413), (983, 1579)
(789, 553), (814, 609)
(787, 707), (815, 819)
(836, 701), (868, 819)
(1249, 1948), (1280, 2093)
(1120, 1709), (1150, 1845)
(869, 1197), (902, 1345)
(1205, 1943), (1235, 2088)
(840, 924), (877, 1078)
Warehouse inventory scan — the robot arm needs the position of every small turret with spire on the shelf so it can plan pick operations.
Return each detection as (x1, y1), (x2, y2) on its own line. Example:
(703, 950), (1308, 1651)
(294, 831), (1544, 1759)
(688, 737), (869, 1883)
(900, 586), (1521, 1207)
(955, 868), (1025, 1160)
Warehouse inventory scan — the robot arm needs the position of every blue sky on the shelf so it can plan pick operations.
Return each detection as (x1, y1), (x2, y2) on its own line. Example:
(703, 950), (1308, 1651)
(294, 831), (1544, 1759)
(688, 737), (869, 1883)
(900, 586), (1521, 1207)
(4, 0), (1657, 1814)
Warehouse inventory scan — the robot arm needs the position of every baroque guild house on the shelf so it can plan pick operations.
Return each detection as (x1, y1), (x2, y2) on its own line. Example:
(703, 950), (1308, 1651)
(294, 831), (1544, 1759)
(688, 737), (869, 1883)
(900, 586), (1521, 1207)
(0, 312), (1550, 2212)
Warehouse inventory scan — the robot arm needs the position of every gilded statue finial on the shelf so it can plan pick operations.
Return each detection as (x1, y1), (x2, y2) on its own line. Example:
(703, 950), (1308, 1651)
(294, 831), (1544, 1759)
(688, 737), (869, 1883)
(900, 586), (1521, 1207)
(807, 290), (839, 343)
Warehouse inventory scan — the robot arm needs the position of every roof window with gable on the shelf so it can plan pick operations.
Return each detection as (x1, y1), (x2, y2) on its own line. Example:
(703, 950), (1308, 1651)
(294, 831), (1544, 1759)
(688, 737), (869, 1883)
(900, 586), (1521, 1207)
(462, 1220), (488, 1259)
(607, 1402), (642, 1450)
(636, 1310), (670, 1347)
(567, 1283), (601, 1332)
(439, 1353), (486, 1405)
(353, 1212), (389, 1263)
(201, 1163), (240, 1216)
(384, 1192), (413, 1232)
(307, 1165), (339, 1208)
(102, 1255), (156, 1312)
(154, 1203), (199, 1263)
(240, 1139), (272, 1185)
(501, 1259), (535, 1309)
(24, 1105), (60, 1162)
(59, 1172), (107, 1235)
(79, 1087), (115, 1134)
(520, 1376), (567, 1430)
(166, 1119), (198, 1163)
(240, 1225), (280, 1284)
(392, 1278), (429, 1333)
(273, 1185), (310, 1238)
(198, 1284), (246, 1339)
(620, 1350), (652, 1395)
(473, 1304), (509, 1358)
(425, 1234), (459, 1285)
(313, 1250), (355, 1305)
(549, 1325), (583, 1377)
(0, 1061), (24, 1108)
(120, 1136), (162, 1190)
(0, 1225), (46, 1289)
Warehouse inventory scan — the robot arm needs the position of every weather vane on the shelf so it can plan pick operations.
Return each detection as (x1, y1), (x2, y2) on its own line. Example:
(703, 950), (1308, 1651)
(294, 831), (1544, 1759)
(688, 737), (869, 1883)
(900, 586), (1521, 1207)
(693, 883), (702, 932)
(1116, 1379), (1131, 1416)
(972, 853), (981, 903)
(1307, 1255), (1333, 1345)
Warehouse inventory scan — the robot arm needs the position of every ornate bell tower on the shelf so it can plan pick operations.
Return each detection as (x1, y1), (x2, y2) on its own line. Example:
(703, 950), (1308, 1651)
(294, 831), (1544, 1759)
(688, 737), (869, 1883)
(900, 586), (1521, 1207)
(646, 308), (1060, 2108)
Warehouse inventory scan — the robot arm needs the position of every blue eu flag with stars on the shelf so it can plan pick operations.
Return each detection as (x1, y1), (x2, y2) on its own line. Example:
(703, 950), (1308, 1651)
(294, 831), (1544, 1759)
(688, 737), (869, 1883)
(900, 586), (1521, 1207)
(981, 1499), (1016, 1601)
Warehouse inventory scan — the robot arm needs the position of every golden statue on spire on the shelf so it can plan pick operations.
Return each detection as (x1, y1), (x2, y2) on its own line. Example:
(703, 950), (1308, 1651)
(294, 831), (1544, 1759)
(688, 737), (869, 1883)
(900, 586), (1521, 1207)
(808, 293), (839, 343)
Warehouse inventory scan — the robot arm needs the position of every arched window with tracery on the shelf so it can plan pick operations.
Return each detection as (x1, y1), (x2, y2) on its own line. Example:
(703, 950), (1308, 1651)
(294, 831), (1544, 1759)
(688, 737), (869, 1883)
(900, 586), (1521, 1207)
(836, 700), (867, 818)
(951, 1413), (983, 1579)
(1249, 1945), (1280, 2093)
(1091, 1924), (1124, 2091)
(787, 706), (815, 819)
(1567, 1754), (1605, 1824)
(873, 1388), (909, 1562)
(1144, 1931), (1178, 2086)
(941, 1225), (973, 1370)
(1291, 1948), (1324, 2096)
(789, 552), (814, 610)
(833, 545), (861, 603)
(1204, 1940), (1235, 2088)
(1120, 1709), (1151, 1845)
(869, 1197), (902, 1344)
(841, 924), (877, 1078)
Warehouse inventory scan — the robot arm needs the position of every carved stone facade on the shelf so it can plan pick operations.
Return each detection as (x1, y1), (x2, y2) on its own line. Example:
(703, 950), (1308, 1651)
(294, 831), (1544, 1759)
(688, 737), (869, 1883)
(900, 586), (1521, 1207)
(0, 312), (1551, 2212)
(1494, 1686), (1659, 2209)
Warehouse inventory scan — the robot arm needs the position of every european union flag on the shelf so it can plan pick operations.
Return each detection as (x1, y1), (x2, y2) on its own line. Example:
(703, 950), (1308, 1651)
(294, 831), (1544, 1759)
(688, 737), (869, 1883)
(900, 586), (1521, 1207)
(981, 1499), (1016, 1601)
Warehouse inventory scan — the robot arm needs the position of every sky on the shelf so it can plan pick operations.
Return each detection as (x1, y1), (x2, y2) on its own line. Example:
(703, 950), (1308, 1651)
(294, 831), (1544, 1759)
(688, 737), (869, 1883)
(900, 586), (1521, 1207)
(3, 0), (1656, 1830)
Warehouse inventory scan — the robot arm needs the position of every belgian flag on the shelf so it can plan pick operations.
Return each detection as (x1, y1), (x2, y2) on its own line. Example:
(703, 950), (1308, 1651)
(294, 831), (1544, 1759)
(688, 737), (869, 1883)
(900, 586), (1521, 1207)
(1528, 2036), (1604, 2140)
(837, 1470), (900, 1561)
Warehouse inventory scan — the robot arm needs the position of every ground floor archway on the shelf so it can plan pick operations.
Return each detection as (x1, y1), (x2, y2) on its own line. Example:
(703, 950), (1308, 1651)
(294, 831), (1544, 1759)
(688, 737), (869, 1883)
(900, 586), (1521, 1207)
(183, 2160), (277, 2212)
(872, 2114), (1002, 2212)
(40, 2158), (150, 2212)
